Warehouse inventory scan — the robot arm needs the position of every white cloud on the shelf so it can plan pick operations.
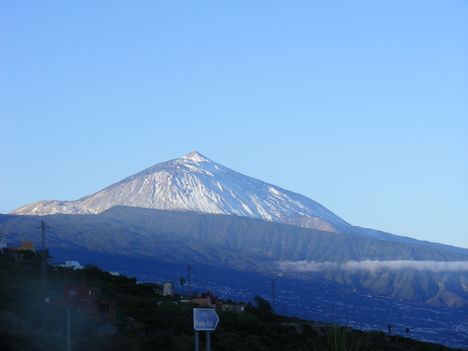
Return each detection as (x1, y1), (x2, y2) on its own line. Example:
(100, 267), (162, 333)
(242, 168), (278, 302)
(278, 260), (468, 273)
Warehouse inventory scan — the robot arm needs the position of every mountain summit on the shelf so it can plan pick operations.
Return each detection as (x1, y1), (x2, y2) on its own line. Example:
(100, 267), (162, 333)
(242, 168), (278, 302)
(12, 151), (353, 232)
(183, 150), (210, 163)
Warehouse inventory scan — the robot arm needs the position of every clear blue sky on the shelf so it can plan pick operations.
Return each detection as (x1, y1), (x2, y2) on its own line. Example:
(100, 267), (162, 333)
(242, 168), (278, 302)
(1, 1), (467, 248)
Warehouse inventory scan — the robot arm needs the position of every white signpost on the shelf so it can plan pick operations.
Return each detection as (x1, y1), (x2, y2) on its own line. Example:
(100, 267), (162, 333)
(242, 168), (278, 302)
(193, 308), (219, 351)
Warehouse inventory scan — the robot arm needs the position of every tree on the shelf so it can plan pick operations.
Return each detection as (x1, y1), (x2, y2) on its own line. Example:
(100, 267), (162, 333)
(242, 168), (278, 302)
(387, 325), (392, 336)
(253, 295), (273, 320)
(179, 277), (185, 291)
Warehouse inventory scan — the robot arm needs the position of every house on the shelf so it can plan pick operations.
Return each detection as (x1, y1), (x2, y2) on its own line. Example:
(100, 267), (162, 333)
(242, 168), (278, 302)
(4, 241), (36, 261)
(5, 241), (35, 252)
(61, 260), (83, 270)
(222, 302), (245, 312)
(191, 291), (222, 311)
(163, 281), (174, 296)
(63, 285), (116, 318)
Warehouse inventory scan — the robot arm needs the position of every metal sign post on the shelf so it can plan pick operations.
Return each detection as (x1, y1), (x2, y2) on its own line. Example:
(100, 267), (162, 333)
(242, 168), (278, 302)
(195, 331), (199, 351)
(67, 307), (71, 351)
(193, 308), (219, 351)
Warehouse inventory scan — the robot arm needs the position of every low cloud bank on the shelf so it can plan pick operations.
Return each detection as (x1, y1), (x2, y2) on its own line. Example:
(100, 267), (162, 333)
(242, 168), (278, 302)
(278, 260), (468, 273)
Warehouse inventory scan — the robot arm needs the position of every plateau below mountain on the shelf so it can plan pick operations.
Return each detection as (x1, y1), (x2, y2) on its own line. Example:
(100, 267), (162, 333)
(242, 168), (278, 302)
(2, 207), (468, 308)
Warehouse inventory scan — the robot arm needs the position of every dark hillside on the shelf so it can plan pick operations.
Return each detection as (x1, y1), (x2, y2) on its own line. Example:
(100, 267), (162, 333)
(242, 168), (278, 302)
(0, 251), (464, 351)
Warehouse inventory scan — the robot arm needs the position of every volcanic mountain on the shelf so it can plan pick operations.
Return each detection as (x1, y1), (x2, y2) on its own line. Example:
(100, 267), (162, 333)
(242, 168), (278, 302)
(12, 151), (354, 233)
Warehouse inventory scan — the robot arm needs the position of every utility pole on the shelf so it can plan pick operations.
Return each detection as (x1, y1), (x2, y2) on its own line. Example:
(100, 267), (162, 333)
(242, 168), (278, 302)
(188, 264), (192, 294)
(39, 220), (50, 287)
(38, 220), (50, 330)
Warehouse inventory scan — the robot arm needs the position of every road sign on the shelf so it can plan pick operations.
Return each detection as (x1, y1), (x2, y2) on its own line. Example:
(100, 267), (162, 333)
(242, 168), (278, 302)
(193, 308), (219, 331)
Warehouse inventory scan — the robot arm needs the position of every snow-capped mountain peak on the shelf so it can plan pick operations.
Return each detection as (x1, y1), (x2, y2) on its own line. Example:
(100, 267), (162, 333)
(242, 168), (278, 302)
(11, 152), (355, 233)
(182, 151), (210, 163)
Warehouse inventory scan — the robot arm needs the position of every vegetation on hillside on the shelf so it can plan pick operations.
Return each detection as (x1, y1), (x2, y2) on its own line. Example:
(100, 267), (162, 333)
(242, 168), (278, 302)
(0, 251), (464, 351)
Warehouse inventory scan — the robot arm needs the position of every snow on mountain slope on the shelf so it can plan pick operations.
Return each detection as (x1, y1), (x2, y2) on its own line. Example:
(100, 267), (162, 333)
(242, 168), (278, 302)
(11, 151), (354, 233)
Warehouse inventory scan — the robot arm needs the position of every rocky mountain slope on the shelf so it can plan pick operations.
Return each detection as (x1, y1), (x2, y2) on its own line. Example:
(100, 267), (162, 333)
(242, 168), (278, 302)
(11, 151), (355, 233)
